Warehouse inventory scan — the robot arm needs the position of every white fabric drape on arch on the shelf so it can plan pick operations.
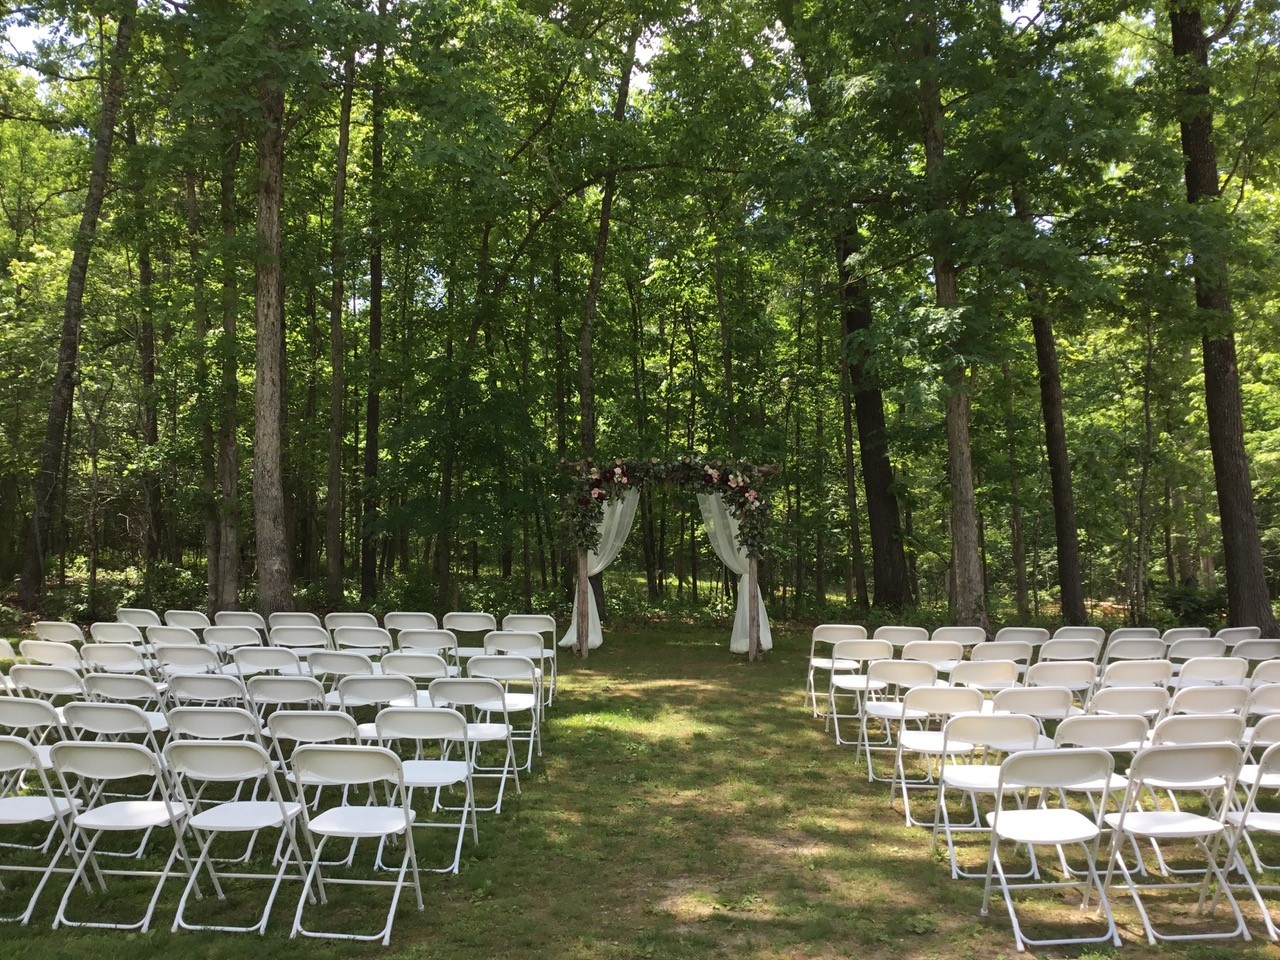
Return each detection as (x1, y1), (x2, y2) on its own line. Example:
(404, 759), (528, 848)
(698, 492), (772, 654)
(559, 488), (640, 649)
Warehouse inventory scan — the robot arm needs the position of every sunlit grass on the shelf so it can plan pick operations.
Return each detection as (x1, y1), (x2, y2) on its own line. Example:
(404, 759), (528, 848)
(2, 619), (1280, 958)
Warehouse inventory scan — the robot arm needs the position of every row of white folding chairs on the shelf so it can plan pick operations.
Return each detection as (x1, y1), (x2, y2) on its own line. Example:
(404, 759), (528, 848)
(0, 727), (489, 942)
(880, 709), (1280, 948)
(111, 607), (553, 636)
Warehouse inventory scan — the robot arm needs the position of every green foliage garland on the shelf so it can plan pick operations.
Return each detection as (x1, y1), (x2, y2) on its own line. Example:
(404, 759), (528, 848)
(565, 457), (773, 559)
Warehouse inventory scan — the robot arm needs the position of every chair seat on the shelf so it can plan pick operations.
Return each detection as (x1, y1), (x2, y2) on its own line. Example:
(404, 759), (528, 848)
(477, 694), (537, 714)
(1104, 810), (1225, 839)
(0, 795), (76, 825)
(865, 703), (926, 722)
(898, 731), (972, 755)
(402, 759), (469, 789)
(810, 657), (860, 672)
(455, 646), (486, 659)
(189, 800), (301, 832)
(1226, 810), (1280, 834)
(76, 800), (179, 831)
(1062, 773), (1129, 794)
(1236, 764), (1280, 789)
(830, 676), (883, 693)
(309, 805), (406, 838)
(466, 722), (511, 742)
(941, 764), (1002, 793)
(986, 807), (1100, 845)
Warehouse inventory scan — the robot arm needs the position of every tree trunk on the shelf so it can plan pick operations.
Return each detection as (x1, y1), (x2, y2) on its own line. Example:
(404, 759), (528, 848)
(1002, 362), (1029, 620)
(252, 67), (292, 618)
(361, 5), (386, 601)
(326, 50), (354, 602)
(214, 138), (242, 612)
(1169, 3), (1278, 633)
(20, 3), (137, 607)
(918, 29), (987, 631)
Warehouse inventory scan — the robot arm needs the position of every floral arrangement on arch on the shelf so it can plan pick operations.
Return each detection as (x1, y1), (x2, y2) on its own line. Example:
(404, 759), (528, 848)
(564, 456), (773, 558)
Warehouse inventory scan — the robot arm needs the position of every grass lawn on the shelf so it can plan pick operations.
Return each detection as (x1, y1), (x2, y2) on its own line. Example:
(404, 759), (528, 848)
(6, 619), (1280, 959)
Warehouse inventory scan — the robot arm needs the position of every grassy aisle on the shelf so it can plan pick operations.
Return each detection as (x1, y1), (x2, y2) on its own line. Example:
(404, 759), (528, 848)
(8, 621), (1280, 958)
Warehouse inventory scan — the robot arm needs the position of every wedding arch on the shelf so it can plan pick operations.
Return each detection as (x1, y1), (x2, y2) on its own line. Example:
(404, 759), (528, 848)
(559, 457), (778, 661)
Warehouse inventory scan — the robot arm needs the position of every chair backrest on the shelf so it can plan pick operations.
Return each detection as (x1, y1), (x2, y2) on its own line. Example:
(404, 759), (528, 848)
(268, 611), (321, 628)
(167, 673), (248, 706)
(829, 639), (893, 670)
(467, 654), (539, 684)
(999, 747), (1113, 791)
(309, 651), (375, 683)
(949, 659), (1020, 689)
(1024, 660), (1097, 690)
(483, 630), (542, 657)
(1162, 626), (1211, 643)
(1178, 656), (1249, 686)
(1149, 713), (1245, 745)
(385, 611), (440, 632)
(442, 611), (497, 633)
(1247, 713), (1280, 751)
(336, 674), (416, 709)
(942, 713), (1042, 753)
(1125, 743), (1242, 791)
(165, 739), (277, 790)
(1232, 640), (1280, 664)
(203, 625), (264, 651)
(33, 620), (84, 644)
(332, 625), (394, 654)
(375, 706), (468, 743)
(50, 740), (162, 782)
(380, 651), (452, 682)
(865, 659), (937, 691)
(268, 625), (331, 651)
(1087, 685), (1168, 718)
(1108, 626), (1161, 641)
(325, 612), (379, 631)
(1167, 637), (1227, 663)
(1217, 626), (1262, 645)
(1055, 713), (1149, 750)
(246, 675), (325, 709)
(901, 685), (984, 719)
(811, 624), (868, 651)
(214, 610), (267, 631)
(266, 709), (358, 745)
(971, 640), (1032, 664)
(901, 640), (963, 666)
(81, 642), (149, 674)
(19, 639), (82, 669)
(117, 607), (162, 627)
(146, 625), (202, 647)
(154, 644), (221, 674)
(89, 621), (145, 645)
(0, 695), (64, 737)
(1253, 660), (1280, 686)
(1038, 638), (1102, 662)
(164, 609), (210, 630)
(291, 743), (404, 788)
(0, 734), (48, 777)
(990, 685), (1075, 720)
(1053, 626), (1105, 642)
(1166, 684), (1250, 718)
(930, 625), (985, 646)
(396, 629), (458, 654)
(9, 664), (84, 698)
(83, 672), (163, 706)
(872, 625), (928, 646)
(232, 646), (304, 676)
(1248, 683), (1280, 719)
(1099, 659), (1173, 689)
(1102, 638), (1166, 664)
(428, 676), (507, 709)
(992, 626), (1050, 645)
(501, 613), (554, 636)
(166, 706), (261, 741)
(63, 701), (155, 738)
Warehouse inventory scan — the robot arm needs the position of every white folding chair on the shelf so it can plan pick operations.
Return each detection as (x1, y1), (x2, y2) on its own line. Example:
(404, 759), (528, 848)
(933, 713), (1043, 879)
(1167, 685), (1251, 719)
(981, 748), (1120, 952)
(932, 625), (985, 647)
(289, 744), (423, 945)
(860, 660), (937, 782)
(335, 675), (418, 740)
(441, 612), (497, 660)
(1110, 627), (1161, 641)
(484, 630), (552, 706)
(203, 625), (265, 656)
(33, 621), (84, 644)
(1168, 637), (1228, 672)
(1098, 659), (1173, 690)
(116, 608), (162, 628)
(0, 736), (79, 924)
(164, 610), (210, 631)
(0, 696), (67, 774)
(268, 625), (331, 659)
(1163, 626), (1211, 643)
(1024, 661), (1097, 705)
(88, 622), (147, 648)
(49, 741), (193, 932)
(146, 625), (202, 649)
(805, 624), (867, 716)
(1054, 713), (1147, 813)
(332, 626), (394, 660)
(82, 674), (168, 734)
(380, 652), (456, 705)
(1149, 713), (1245, 748)
(890, 685), (984, 827)
(1233, 641), (1280, 678)
(1103, 638), (1166, 666)
(166, 705), (262, 745)
(501, 614), (557, 702)
(9, 664), (85, 704)
(232, 645), (308, 680)
(324, 612), (379, 632)
(1088, 685), (1168, 720)
(993, 626), (1049, 649)
(466, 655), (542, 772)
(396, 629), (460, 667)
(155, 644), (226, 678)
(988, 685), (1078, 729)
(1103, 743), (1249, 944)
(428, 678), (519, 813)
(18, 640), (83, 672)
(872, 625), (928, 649)
(1038, 637), (1102, 663)
(1173, 656), (1249, 690)
(374, 707), (477, 874)
(950, 659), (1020, 695)
(310, 652), (376, 704)
(247, 676), (327, 731)
(165, 740), (308, 935)
(902, 639), (964, 676)
(81, 642), (155, 679)
(826, 639), (893, 746)
(385, 612), (438, 633)
(167, 673), (249, 708)
(1218, 626), (1262, 647)
(971, 641), (1032, 672)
